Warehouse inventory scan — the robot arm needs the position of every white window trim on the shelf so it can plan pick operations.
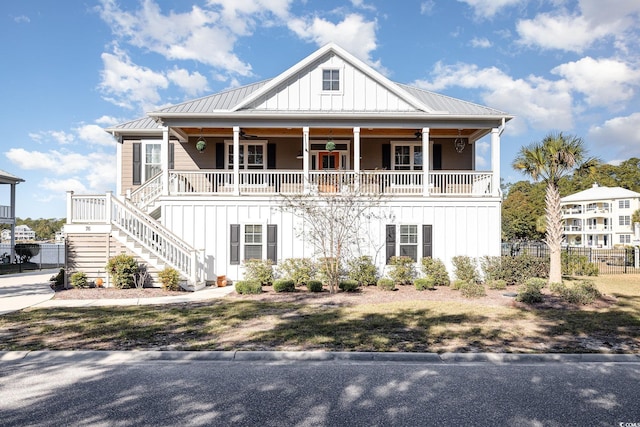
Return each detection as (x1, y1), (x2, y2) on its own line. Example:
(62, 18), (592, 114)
(397, 224), (420, 261)
(142, 140), (162, 183)
(309, 140), (350, 170)
(390, 141), (424, 171)
(224, 140), (268, 170)
(241, 222), (268, 261)
(619, 199), (630, 209)
(320, 66), (344, 94)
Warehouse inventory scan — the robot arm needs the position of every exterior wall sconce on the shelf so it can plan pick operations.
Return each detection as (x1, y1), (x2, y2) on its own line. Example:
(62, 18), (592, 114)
(454, 129), (466, 153)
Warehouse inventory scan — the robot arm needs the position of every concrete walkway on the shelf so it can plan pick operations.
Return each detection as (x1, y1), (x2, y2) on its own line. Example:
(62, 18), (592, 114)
(0, 270), (235, 315)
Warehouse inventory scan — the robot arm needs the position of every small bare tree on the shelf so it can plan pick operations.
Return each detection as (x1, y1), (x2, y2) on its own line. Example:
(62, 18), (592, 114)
(278, 175), (392, 293)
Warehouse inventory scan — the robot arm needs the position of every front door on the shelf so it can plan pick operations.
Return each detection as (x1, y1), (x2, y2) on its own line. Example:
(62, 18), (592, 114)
(318, 152), (340, 170)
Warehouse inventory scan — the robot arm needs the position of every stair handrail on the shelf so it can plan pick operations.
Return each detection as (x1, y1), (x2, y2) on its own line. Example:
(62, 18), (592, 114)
(128, 172), (163, 210)
(108, 193), (203, 287)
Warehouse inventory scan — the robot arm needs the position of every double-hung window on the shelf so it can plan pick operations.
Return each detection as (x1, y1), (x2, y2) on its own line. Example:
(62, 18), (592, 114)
(399, 225), (418, 261)
(226, 142), (266, 169)
(619, 216), (631, 226)
(244, 225), (263, 260)
(322, 69), (340, 91)
(144, 143), (161, 180)
(620, 235), (631, 244)
(392, 144), (423, 170)
(619, 200), (630, 209)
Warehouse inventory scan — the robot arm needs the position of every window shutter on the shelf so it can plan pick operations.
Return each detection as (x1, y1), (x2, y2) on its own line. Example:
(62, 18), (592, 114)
(267, 144), (276, 169)
(230, 224), (240, 265)
(385, 224), (396, 264)
(132, 142), (141, 185)
(422, 225), (433, 259)
(216, 143), (225, 169)
(169, 142), (174, 169)
(433, 144), (442, 170)
(267, 224), (277, 264)
(382, 144), (391, 169)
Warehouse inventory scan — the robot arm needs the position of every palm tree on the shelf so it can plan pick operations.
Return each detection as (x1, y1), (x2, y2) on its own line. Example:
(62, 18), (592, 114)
(512, 132), (597, 284)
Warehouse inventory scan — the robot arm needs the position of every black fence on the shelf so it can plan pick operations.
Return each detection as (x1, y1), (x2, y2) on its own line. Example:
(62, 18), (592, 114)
(0, 243), (65, 275)
(502, 242), (640, 275)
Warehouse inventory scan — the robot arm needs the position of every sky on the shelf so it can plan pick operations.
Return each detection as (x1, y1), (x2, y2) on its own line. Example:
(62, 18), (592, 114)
(1, 0), (639, 219)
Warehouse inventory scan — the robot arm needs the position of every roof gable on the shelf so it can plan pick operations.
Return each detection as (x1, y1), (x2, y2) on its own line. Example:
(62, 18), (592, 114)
(232, 43), (429, 114)
(561, 185), (640, 202)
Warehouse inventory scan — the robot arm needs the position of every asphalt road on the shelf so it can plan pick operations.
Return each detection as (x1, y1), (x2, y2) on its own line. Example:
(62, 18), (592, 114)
(1, 352), (639, 426)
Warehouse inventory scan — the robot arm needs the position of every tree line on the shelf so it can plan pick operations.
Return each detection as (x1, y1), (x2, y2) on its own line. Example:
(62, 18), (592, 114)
(0, 218), (65, 241)
(503, 156), (640, 242)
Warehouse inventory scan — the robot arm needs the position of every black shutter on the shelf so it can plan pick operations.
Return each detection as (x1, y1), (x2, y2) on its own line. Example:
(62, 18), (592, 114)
(267, 144), (276, 169)
(230, 224), (240, 265)
(216, 143), (225, 169)
(169, 142), (174, 169)
(422, 225), (433, 259)
(132, 142), (141, 185)
(385, 224), (396, 264)
(382, 144), (391, 169)
(433, 144), (442, 170)
(267, 224), (277, 264)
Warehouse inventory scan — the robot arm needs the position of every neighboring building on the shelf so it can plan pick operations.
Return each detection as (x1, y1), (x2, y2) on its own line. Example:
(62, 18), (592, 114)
(0, 170), (24, 261)
(561, 183), (640, 249)
(65, 43), (512, 289)
(1, 224), (36, 242)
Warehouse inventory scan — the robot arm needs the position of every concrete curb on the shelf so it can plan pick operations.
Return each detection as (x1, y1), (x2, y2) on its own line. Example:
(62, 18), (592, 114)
(1, 350), (638, 364)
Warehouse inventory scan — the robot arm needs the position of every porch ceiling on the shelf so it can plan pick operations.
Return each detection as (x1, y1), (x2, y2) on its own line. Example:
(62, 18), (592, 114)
(179, 127), (478, 139)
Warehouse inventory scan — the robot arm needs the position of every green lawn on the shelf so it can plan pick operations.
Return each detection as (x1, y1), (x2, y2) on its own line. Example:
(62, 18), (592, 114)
(1, 275), (638, 353)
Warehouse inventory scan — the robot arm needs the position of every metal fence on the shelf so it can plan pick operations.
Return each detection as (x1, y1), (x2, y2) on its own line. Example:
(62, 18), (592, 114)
(501, 242), (640, 275)
(0, 243), (65, 275)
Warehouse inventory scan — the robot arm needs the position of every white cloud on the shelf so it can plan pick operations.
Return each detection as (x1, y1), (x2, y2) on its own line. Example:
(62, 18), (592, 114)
(588, 112), (640, 158)
(13, 15), (30, 24)
(99, 0), (253, 76)
(420, 1), (435, 15)
(475, 139), (490, 168)
(457, 0), (523, 19)
(39, 178), (88, 195)
(413, 62), (573, 134)
(288, 14), (384, 72)
(167, 68), (209, 96)
(516, 1), (640, 53)
(6, 148), (115, 179)
(470, 37), (492, 48)
(551, 57), (640, 108)
(28, 130), (75, 145)
(75, 124), (118, 147)
(95, 115), (121, 126)
(99, 46), (169, 111)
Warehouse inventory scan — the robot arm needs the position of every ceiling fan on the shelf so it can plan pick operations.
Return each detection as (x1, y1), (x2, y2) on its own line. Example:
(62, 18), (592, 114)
(240, 130), (259, 139)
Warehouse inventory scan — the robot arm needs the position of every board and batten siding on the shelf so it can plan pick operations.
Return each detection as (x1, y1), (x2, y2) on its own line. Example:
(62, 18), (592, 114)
(248, 53), (419, 112)
(160, 197), (501, 282)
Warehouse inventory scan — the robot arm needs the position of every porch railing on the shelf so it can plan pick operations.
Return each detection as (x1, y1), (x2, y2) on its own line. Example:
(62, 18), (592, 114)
(0, 205), (12, 220)
(165, 170), (494, 197)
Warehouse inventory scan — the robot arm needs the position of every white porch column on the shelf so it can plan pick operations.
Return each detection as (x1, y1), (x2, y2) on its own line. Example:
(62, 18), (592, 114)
(353, 127), (361, 192)
(491, 127), (501, 197)
(303, 127), (310, 194)
(233, 126), (240, 195)
(115, 139), (123, 198)
(161, 126), (170, 196)
(10, 183), (17, 262)
(422, 127), (430, 196)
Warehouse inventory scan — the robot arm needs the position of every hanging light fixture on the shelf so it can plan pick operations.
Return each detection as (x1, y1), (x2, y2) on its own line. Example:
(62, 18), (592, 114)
(195, 129), (207, 153)
(454, 129), (466, 153)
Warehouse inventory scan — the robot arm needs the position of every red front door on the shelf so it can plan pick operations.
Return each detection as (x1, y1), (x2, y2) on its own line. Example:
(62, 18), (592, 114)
(318, 152), (339, 170)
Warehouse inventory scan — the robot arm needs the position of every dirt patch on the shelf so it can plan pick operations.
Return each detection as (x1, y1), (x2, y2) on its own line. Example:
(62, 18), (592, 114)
(52, 286), (184, 300)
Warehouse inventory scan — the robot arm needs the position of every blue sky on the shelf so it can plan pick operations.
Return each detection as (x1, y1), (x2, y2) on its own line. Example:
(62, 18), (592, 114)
(1, 0), (639, 219)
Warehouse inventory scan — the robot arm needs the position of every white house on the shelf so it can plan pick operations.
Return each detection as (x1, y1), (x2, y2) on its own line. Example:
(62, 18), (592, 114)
(64, 43), (512, 289)
(561, 183), (640, 249)
(1, 224), (35, 242)
(0, 170), (24, 262)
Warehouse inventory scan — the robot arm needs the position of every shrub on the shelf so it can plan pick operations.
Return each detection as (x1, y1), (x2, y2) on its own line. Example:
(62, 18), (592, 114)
(515, 278), (546, 304)
(235, 280), (262, 295)
(421, 257), (450, 286)
(339, 280), (360, 292)
(273, 279), (296, 293)
(562, 252), (599, 276)
(450, 279), (468, 290)
(451, 256), (479, 283)
(549, 282), (566, 295)
(106, 254), (139, 289)
(279, 258), (314, 285)
(50, 268), (65, 288)
(15, 243), (40, 263)
(377, 278), (396, 291)
(70, 271), (89, 289)
(481, 255), (549, 286)
(158, 267), (181, 291)
(387, 256), (416, 285)
(487, 279), (507, 290)
(347, 256), (379, 286)
(459, 282), (486, 298)
(414, 277), (435, 291)
(243, 259), (274, 285)
(306, 280), (323, 292)
(551, 280), (601, 305)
